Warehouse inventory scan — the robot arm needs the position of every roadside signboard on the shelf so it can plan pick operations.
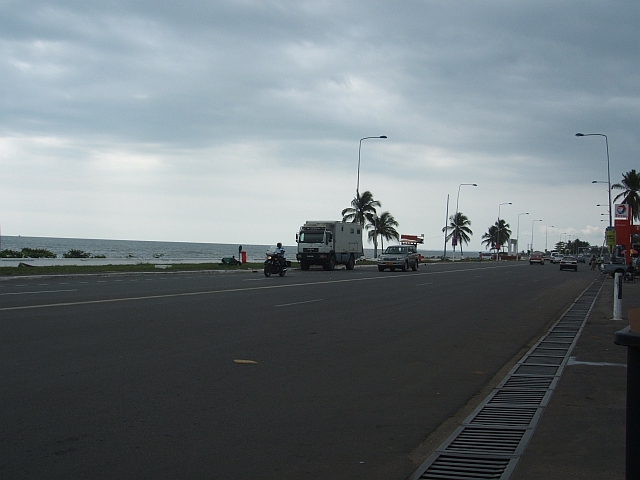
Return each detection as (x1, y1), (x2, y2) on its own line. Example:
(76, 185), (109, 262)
(615, 204), (630, 220)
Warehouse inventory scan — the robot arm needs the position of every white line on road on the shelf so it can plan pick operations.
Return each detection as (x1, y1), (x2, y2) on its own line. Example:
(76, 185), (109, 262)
(568, 356), (626, 367)
(275, 299), (323, 308)
(1, 289), (78, 296)
(416, 282), (433, 286)
(0, 264), (516, 312)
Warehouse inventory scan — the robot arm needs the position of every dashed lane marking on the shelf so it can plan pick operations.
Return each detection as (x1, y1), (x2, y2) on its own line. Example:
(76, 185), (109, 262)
(0, 264), (517, 312)
(1, 289), (78, 296)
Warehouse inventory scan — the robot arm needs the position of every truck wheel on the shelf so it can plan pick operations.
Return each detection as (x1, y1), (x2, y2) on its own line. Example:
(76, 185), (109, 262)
(328, 255), (336, 271)
(346, 255), (355, 270)
(300, 261), (310, 270)
(378, 266), (385, 272)
(402, 260), (408, 272)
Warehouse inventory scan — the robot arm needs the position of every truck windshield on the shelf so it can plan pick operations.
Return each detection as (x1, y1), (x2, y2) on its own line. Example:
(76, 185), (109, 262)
(299, 231), (325, 243)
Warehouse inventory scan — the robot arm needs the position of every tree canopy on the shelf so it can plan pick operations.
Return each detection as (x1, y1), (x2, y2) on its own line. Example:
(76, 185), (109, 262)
(613, 169), (640, 222)
(443, 212), (473, 256)
(341, 190), (381, 225)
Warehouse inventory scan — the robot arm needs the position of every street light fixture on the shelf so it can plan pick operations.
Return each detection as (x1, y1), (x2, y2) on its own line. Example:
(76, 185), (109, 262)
(545, 225), (555, 252)
(497, 202), (512, 260)
(452, 183), (477, 262)
(356, 136), (387, 198)
(576, 133), (612, 227)
(516, 212), (529, 259)
(531, 219), (542, 252)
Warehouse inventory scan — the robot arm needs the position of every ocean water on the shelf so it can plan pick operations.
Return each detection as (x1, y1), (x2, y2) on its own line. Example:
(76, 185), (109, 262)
(0, 235), (451, 261)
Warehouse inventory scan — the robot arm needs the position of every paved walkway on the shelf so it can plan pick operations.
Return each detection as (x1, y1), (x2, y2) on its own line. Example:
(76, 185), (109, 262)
(512, 275), (635, 479)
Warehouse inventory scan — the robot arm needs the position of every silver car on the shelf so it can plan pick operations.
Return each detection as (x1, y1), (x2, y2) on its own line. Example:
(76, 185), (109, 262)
(559, 255), (578, 271)
(377, 245), (419, 272)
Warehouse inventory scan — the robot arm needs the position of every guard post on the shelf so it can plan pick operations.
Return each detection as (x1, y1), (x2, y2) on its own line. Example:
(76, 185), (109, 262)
(615, 312), (640, 480)
(614, 272), (623, 321)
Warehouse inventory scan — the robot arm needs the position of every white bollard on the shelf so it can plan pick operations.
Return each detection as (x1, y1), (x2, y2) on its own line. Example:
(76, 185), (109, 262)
(613, 272), (623, 321)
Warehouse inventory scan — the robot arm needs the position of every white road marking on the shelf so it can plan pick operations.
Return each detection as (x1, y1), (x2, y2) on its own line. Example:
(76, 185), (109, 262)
(1, 289), (78, 296)
(567, 356), (626, 367)
(275, 299), (323, 308)
(416, 282), (433, 286)
(0, 264), (514, 312)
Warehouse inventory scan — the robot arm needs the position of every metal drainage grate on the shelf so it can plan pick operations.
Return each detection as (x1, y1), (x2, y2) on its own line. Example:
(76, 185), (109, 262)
(410, 276), (604, 480)
(444, 427), (528, 454)
(418, 454), (515, 480)
(488, 389), (550, 406)
(500, 376), (554, 390)
(469, 406), (539, 427)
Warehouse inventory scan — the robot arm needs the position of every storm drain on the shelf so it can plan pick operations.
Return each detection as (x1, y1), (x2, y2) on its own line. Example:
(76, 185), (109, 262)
(410, 276), (605, 480)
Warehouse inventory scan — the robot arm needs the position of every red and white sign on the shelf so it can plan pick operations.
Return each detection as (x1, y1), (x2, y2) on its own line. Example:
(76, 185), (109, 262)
(615, 204), (629, 220)
(400, 234), (424, 244)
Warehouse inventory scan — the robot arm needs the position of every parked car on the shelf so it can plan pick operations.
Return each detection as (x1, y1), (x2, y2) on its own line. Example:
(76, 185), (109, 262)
(529, 252), (545, 265)
(377, 245), (419, 272)
(559, 256), (578, 271)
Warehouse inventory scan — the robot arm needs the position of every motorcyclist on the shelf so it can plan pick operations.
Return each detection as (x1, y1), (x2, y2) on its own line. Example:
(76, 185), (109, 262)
(275, 242), (286, 269)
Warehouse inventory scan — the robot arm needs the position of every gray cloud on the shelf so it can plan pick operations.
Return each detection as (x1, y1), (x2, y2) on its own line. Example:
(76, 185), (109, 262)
(1, 1), (639, 248)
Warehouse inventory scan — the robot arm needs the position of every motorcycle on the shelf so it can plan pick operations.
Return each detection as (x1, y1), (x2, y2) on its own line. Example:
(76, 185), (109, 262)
(264, 247), (287, 277)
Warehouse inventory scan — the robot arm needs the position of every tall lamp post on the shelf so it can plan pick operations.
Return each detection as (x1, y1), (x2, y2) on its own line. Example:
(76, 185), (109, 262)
(531, 219), (542, 252)
(576, 133), (612, 227)
(545, 225), (555, 252)
(452, 183), (477, 262)
(497, 202), (512, 260)
(516, 212), (529, 259)
(356, 136), (387, 198)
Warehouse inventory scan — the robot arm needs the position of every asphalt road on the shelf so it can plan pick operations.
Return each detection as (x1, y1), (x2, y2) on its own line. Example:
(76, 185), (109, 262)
(0, 262), (600, 479)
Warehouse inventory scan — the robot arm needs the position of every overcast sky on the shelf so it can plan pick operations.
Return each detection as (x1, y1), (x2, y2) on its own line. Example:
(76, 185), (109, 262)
(1, 0), (639, 251)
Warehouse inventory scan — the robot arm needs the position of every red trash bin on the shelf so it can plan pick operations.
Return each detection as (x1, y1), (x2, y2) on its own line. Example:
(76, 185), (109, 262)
(240, 251), (247, 263)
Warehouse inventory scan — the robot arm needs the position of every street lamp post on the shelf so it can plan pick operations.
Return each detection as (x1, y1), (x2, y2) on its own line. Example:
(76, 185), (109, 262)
(516, 212), (529, 259)
(356, 136), (387, 198)
(545, 225), (555, 252)
(443, 194), (449, 260)
(531, 219), (542, 252)
(576, 133), (612, 227)
(497, 202), (512, 261)
(452, 183), (477, 262)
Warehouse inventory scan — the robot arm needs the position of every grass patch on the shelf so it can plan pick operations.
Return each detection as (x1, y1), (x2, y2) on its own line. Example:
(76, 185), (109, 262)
(0, 262), (266, 277)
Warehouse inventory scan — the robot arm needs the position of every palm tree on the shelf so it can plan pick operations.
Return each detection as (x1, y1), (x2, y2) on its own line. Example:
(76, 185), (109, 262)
(612, 169), (640, 223)
(482, 225), (498, 251)
(481, 220), (511, 253)
(342, 190), (381, 225)
(367, 211), (399, 257)
(443, 212), (473, 257)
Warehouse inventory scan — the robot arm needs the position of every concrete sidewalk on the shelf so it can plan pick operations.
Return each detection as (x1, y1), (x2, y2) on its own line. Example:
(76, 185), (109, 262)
(512, 275), (636, 479)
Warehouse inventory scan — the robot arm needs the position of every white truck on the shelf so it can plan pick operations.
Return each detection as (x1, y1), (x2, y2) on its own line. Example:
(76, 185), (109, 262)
(295, 221), (364, 271)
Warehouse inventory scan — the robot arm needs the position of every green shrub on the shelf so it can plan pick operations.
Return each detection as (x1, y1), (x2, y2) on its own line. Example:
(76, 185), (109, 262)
(21, 248), (57, 258)
(63, 249), (91, 258)
(0, 249), (24, 258)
